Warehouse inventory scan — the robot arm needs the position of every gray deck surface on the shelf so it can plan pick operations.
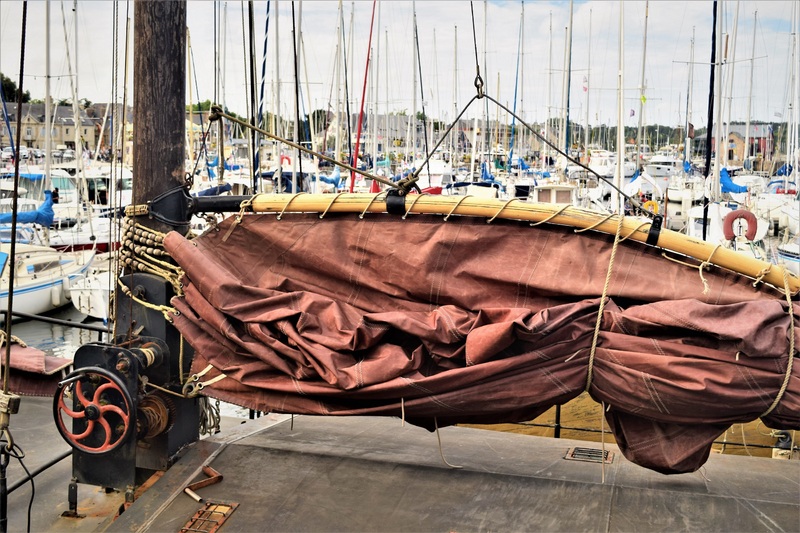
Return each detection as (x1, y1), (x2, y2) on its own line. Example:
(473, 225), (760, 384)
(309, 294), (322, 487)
(6, 397), (800, 532)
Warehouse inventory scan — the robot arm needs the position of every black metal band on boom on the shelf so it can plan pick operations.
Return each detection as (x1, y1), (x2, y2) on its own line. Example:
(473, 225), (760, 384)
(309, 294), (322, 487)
(646, 215), (663, 247)
(385, 190), (406, 216)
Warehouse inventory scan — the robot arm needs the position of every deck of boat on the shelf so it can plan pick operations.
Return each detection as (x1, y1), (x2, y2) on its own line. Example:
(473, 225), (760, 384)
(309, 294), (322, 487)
(7, 396), (800, 532)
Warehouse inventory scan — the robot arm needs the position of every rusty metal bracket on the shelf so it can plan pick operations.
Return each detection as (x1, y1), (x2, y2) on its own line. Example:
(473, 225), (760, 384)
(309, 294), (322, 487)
(183, 465), (223, 502)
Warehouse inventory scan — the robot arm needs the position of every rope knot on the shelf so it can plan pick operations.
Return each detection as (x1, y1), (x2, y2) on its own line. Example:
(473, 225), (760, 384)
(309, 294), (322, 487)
(208, 104), (223, 122)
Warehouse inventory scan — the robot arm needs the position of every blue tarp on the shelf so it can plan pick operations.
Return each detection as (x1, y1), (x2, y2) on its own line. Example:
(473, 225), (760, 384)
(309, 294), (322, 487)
(777, 164), (794, 177)
(207, 156), (219, 179)
(390, 169), (412, 183)
(512, 157), (529, 170)
(720, 168), (748, 194)
(0, 190), (54, 226)
(319, 167), (342, 190)
(194, 183), (233, 197)
(479, 162), (506, 192)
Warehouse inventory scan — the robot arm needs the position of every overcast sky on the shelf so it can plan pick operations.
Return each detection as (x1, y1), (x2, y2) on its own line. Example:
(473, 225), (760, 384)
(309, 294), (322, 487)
(1, 1), (797, 132)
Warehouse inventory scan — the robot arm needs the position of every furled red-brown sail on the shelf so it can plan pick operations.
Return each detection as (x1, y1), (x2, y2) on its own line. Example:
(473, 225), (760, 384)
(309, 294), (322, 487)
(165, 212), (798, 474)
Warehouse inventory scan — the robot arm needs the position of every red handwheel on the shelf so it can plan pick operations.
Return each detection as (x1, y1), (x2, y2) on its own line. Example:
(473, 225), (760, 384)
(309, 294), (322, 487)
(53, 366), (135, 454)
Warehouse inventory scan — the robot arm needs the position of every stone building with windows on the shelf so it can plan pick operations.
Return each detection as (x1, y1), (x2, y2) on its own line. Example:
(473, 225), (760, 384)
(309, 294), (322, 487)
(694, 123), (775, 171)
(0, 102), (96, 155)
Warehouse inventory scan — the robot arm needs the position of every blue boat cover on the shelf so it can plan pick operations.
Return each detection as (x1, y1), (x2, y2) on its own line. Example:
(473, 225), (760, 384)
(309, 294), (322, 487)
(194, 183), (233, 197)
(0, 190), (54, 226)
(720, 168), (748, 194)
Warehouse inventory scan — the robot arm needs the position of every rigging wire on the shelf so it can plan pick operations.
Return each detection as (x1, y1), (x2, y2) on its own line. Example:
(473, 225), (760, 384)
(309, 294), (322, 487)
(255, 0), (272, 190)
(1, 6), (31, 532)
(349, 0), (377, 192)
(247, 0), (258, 191)
(701, 0), (718, 241)
(291, 1), (304, 187)
(340, 6), (354, 187)
(413, 7), (431, 187)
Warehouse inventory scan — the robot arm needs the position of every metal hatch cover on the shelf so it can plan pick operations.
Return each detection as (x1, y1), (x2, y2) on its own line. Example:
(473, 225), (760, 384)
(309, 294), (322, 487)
(179, 501), (239, 533)
(565, 446), (615, 464)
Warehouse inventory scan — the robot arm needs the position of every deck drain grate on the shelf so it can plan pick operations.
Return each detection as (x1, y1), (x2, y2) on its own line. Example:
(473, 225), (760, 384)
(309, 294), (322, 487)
(564, 447), (614, 464)
(180, 501), (239, 533)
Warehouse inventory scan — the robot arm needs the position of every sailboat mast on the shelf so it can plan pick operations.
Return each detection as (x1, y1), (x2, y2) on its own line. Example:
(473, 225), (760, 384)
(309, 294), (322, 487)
(636, 0), (649, 165)
(45, 0), (51, 190)
(723, 2), (740, 167)
(701, 0), (719, 242)
(274, 0), (281, 157)
(412, 1), (418, 163)
(743, 11), (756, 167)
(684, 27), (695, 164)
(507, 5), (523, 171)
(385, 27), (389, 168)
(559, 22), (568, 152)
(791, 2), (799, 177)
(584, 8), (591, 158)
(564, 0), (573, 154)
(713, 0), (723, 201)
(247, 1), (258, 188)
(614, 1), (625, 213)
(452, 25), (458, 161)
(544, 11), (551, 168)
(520, 2), (525, 157)
(334, 0), (342, 169)
(371, 2), (380, 162)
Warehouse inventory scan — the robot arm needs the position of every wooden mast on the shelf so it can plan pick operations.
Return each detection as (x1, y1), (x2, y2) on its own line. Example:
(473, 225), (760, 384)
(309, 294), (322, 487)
(132, 0), (186, 235)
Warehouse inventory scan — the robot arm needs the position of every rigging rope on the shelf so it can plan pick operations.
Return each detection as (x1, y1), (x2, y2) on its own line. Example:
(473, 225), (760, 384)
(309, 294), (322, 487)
(3, 2), (28, 397)
(349, 0), (378, 193)
(585, 212), (626, 393)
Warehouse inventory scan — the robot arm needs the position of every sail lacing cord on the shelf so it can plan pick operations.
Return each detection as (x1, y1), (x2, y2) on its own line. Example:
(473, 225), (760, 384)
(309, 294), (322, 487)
(585, 210), (627, 393)
(760, 269), (795, 418)
(698, 245), (723, 295)
(182, 364), (228, 398)
(222, 196), (256, 242)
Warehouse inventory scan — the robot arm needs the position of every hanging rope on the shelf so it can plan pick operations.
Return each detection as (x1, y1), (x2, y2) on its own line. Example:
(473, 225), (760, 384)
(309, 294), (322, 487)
(586, 211), (626, 393)
(759, 269), (795, 418)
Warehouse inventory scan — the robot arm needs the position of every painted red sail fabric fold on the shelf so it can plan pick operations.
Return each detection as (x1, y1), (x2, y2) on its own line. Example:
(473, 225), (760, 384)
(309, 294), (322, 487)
(164, 213), (799, 474)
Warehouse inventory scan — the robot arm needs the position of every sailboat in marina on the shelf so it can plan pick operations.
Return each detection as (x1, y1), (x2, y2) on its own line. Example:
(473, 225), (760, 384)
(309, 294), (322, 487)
(0, 2), (97, 320)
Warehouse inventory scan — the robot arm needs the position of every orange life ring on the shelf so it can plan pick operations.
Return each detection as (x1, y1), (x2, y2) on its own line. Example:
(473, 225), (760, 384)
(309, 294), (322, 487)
(722, 209), (757, 241)
(642, 200), (659, 214)
(280, 155), (291, 166)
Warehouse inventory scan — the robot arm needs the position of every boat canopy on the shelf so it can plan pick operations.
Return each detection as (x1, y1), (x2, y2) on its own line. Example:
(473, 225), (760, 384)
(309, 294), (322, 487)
(164, 211), (800, 475)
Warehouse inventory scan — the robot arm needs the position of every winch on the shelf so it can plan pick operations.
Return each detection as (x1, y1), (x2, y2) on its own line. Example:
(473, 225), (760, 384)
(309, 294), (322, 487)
(51, 272), (199, 509)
